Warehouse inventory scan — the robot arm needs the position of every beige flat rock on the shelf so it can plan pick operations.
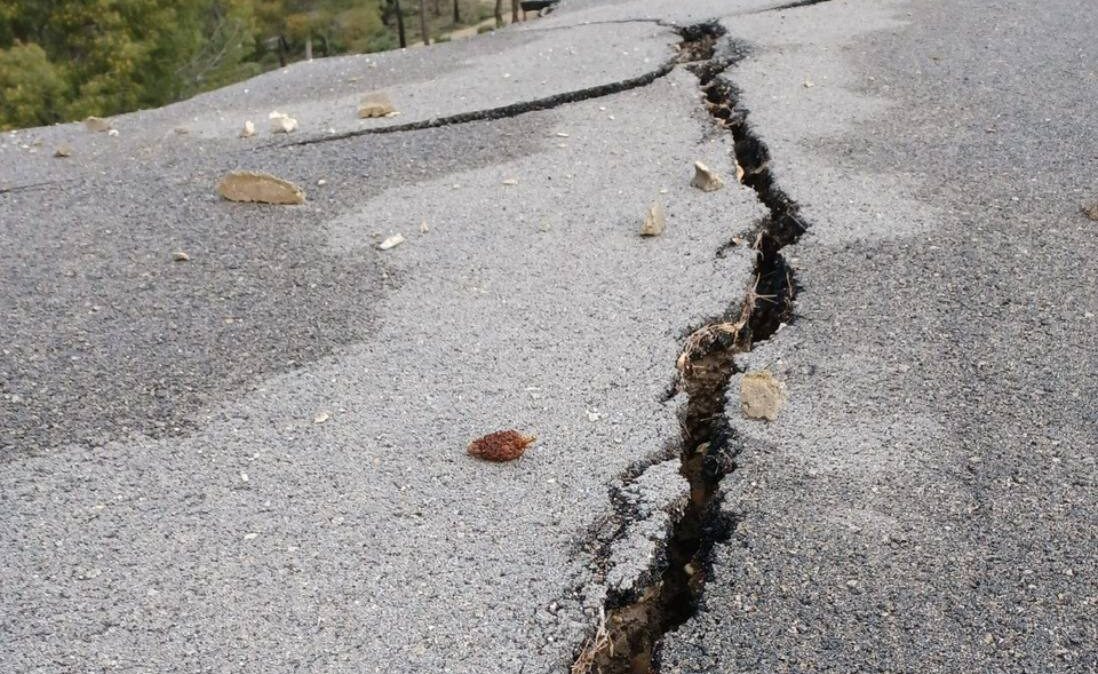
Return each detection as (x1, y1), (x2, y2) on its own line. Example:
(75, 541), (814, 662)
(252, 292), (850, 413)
(741, 370), (785, 421)
(358, 92), (397, 118)
(216, 171), (305, 205)
(84, 116), (112, 133)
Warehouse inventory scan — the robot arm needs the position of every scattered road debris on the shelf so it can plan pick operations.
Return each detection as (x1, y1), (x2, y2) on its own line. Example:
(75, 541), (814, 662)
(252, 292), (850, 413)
(690, 161), (724, 192)
(172, 251), (190, 262)
(84, 116), (111, 133)
(734, 159), (745, 183)
(174, 126), (190, 135)
(53, 145), (72, 158)
(378, 233), (405, 250)
(640, 201), (666, 236)
(107, 129), (119, 137)
(216, 171), (306, 205)
(467, 430), (536, 462)
(803, 78), (815, 88)
(240, 120), (256, 138)
(1082, 202), (1098, 221)
(741, 370), (786, 421)
(419, 220), (429, 233)
(313, 411), (331, 424)
(501, 178), (519, 186)
(358, 92), (397, 118)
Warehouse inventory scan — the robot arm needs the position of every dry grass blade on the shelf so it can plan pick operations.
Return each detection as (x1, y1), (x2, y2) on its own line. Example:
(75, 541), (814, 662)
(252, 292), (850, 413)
(571, 607), (612, 674)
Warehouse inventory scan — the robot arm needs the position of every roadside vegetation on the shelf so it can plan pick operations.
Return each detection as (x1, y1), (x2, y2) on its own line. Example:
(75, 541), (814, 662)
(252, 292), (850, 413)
(0, 0), (505, 130)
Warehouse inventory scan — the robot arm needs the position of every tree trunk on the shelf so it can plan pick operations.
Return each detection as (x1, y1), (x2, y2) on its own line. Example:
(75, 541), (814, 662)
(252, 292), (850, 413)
(277, 34), (288, 67)
(304, 35), (313, 60)
(418, 0), (430, 45)
(511, 0), (519, 23)
(453, 0), (460, 24)
(433, 0), (441, 16)
(494, 0), (502, 27)
(395, 0), (407, 47)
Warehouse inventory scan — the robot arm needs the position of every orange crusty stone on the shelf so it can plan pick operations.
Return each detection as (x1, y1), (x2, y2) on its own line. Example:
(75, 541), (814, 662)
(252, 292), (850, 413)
(467, 430), (536, 462)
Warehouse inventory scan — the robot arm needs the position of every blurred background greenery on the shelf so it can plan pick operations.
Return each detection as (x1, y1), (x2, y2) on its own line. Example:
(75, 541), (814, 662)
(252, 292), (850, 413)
(0, 0), (501, 130)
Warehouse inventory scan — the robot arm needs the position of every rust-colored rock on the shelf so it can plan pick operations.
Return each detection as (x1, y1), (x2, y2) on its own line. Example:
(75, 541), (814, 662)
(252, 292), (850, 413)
(467, 430), (536, 462)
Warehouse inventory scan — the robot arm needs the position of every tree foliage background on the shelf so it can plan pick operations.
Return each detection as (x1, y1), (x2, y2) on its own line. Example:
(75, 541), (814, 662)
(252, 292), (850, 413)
(0, 0), (487, 130)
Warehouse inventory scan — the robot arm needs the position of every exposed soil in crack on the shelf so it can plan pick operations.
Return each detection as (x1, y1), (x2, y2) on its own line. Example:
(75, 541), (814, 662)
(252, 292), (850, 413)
(571, 21), (807, 674)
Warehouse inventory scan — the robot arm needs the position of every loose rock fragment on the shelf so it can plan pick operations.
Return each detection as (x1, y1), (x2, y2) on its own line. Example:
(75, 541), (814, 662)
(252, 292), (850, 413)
(691, 161), (725, 192)
(1082, 202), (1098, 221)
(174, 126), (190, 135)
(216, 171), (306, 205)
(419, 220), (429, 233)
(501, 178), (519, 186)
(268, 111), (298, 133)
(84, 116), (112, 133)
(172, 251), (190, 262)
(53, 145), (72, 158)
(377, 233), (405, 250)
(357, 91), (396, 118)
(640, 202), (666, 237)
(313, 411), (330, 424)
(741, 370), (786, 421)
(467, 430), (536, 462)
(107, 129), (119, 137)
(240, 120), (256, 138)
(734, 160), (746, 183)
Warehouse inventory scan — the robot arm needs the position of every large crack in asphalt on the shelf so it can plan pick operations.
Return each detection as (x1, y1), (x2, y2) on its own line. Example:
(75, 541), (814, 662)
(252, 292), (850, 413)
(570, 21), (806, 674)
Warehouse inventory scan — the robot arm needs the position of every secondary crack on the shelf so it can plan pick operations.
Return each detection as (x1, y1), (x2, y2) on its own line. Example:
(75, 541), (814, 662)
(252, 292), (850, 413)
(754, 0), (836, 12)
(0, 178), (76, 196)
(282, 59), (677, 148)
(571, 21), (806, 674)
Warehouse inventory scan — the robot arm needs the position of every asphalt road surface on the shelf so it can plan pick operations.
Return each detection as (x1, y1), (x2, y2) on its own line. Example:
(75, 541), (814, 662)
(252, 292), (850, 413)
(1, 0), (1094, 673)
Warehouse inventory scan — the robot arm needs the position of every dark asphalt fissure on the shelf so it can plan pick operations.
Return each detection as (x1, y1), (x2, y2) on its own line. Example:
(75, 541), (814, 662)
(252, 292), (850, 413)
(571, 22), (806, 674)
(282, 58), (678, 148)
